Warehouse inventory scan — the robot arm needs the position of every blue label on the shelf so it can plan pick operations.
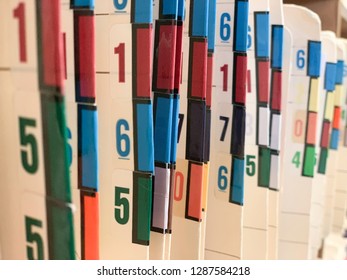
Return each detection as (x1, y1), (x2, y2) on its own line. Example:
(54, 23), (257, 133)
(170, 95), (180, 164)
(78, 105), (98, 191)
(255, 12), (270, 58)
(154, 95), (174, 164)
(208, 0), (217, 52)
(72, 0), (94, 9)
(177, 0), (185, 20)
(230, 157), (244, 205)
(271, 25), (283, 69)
(133, 0), (152, 23)
(234, 0), (249, 52)
(336, 60), (344, 85)
(136, 103), (155, 173)
(191, 0), (209, 37)
(330, 129), (339, 150)
(161, 0), (178, 19)
(307, 41), (321, 77)
(325, 62), (337, 91)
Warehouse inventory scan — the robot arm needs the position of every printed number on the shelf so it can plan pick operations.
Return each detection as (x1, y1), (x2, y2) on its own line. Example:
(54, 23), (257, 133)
(247, 25), (252, 49)
(114, 43), (125, 83)
(19, 117), (38, 174)
(296, 50), (305, 69)
(218, 166), (228, 191)
(67, 127), (72, 167)
(174, 171), (184, 201)
(247, 69), (252, 93)
(294, 119), (303, 137)
(116, 119), (130, 158)
(246, 155), (256, 176)
(292, 151), (301, 168)
(25, 216), (44, 260)
(219, 116), (229, 141)
(13, 2), (27, 63)
(220, 64), (228, 92)
(114, 187), (129, 225)
(113, 0), (128, 10)
(177, 114), (184, 143)
(220, 13), (231, 41)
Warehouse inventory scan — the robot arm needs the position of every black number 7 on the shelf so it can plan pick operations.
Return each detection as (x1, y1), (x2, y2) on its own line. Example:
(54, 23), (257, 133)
(177, 114), (185, 143)
(219, 116), (229, 141)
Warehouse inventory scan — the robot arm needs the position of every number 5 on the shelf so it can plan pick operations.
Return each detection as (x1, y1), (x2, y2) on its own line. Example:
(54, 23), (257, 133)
(246, 155), (256, 176)
(114, 187), (129, 225)
(19, 117), (38, 174)
(25, 216), (44, 260)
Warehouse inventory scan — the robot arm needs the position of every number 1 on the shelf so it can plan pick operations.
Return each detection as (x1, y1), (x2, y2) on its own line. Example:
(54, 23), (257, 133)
(114, 43), (125, 83)
(13, 2), (27, 63)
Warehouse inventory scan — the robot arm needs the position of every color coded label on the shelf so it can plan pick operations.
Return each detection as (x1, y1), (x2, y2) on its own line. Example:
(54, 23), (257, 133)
(81, 191), (99, 260)
(133, 25), (152, 98)
(231, 105), (246, 158)
(233, 0), (249, 52)
(189, 0), (209, 37)
(303, 146), (315, 177)
(152, 20), (177, 93)
(188, 38), (208, 99)
(271, 25), (283, 69)
(258, 147), (270, 187)
(78, 104), (98, 191)
(133, 172), (152, 245)
(186, 162), (203, 221)
(254, 12), (270, 59)
(233, 53), (247, 105)
(131, 0), (153, 24)
(230, 157), (244, 205)
(73, 10), (95, 103)
(134, 101), (154, 173)
(154, 94), (174, 164)
(307, 40), (321, 78)
(186, 99), (206, 162)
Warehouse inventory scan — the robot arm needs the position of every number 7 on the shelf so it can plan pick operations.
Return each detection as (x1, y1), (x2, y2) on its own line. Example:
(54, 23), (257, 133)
(219, 116), (229, 141)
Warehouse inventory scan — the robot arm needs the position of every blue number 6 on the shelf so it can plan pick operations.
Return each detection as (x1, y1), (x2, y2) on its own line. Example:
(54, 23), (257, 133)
(114, 0), (127, 10)
(116, 119), (130, 158)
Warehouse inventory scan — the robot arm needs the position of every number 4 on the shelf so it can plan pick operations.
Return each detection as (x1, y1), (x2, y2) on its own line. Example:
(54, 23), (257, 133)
(292, 151), (301, 168)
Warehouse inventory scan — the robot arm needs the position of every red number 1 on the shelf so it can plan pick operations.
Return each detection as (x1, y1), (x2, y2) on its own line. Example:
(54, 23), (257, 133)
(13, 2), (27, 63)
(220, 64), (228, 92)
(114, 43), (125, 83)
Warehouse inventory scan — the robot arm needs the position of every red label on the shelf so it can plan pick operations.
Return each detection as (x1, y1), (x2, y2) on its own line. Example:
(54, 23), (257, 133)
(271, 71), (282, 111)
(206, 55), (213, 107)
(82, 192), (99, 260)
(174, 24), (184, 92)
(186, 162), (203, 221)
(333, 107), (341, 129)
(136, 26), (152, 98)
(41, 0), (63, 89)
(154, 23), (177, 92)
(189, 39), (208, 99)
(321, 121), (330, 148)
(76, 13), (95, 101)
(306, 112), (317, 145)
(257, 60), (270, 103)
(233, 54), (247, 105)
